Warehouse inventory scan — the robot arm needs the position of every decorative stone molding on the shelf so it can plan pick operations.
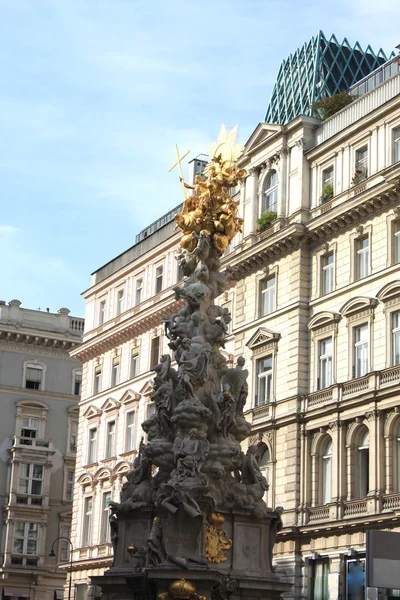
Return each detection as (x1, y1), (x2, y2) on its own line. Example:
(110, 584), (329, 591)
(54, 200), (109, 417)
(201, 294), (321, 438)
(246, 327), (281, 353)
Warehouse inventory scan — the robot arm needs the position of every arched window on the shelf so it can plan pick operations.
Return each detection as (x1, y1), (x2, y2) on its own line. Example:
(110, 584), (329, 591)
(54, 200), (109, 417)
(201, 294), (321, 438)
(321, 438), (332, 505)
(357, 429), (369, 498)
(259, 446), (270, 505)
(261, 171), (278, 215)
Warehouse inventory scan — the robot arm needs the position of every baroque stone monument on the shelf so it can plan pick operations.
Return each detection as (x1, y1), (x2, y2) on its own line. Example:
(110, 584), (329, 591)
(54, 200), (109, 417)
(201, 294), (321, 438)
(92, 126), (288, 600)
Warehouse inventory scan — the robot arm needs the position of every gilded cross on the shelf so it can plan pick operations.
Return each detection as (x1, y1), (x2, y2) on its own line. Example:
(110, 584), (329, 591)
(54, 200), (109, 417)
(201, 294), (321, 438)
(169, 144), (190, 200)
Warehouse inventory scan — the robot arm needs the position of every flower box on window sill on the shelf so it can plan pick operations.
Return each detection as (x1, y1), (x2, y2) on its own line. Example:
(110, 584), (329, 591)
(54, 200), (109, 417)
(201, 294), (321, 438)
(351, 169), (367, 187)
(319, 184), (334, 205)
(256, 211), (277, 234)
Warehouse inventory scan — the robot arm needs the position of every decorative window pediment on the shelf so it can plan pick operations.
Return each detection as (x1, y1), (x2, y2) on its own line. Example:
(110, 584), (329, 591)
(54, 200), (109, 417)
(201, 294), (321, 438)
(140, 381), (154, 397)
(246, 327), (281, 352)
(101, 397), (121, 412)
(340, 296), (378, 319)
(308, 311), (341, 331)
(244, 123), (282, 155)
(377, 281), (400, 304)
(95, 468), (111, 481)
(77, 473), (93, 486)
(83, 405), (102, 420)
(120, 389), (141, 405)
(114, 461), (130, 476)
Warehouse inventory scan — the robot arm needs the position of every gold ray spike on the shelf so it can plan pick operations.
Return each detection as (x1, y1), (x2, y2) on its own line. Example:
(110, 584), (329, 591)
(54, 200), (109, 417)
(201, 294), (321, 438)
(169, 144), (190, 200)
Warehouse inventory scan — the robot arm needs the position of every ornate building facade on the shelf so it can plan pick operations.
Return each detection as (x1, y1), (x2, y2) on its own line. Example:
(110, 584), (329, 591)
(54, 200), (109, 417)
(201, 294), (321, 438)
(228, 58), (400, 599)
(69, 209), (237, 600)
(0, 301), (83, 600)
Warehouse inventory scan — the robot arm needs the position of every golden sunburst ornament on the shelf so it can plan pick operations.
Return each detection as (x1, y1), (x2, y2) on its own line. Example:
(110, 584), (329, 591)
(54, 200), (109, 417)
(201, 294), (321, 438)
(206, 124), (244, 170)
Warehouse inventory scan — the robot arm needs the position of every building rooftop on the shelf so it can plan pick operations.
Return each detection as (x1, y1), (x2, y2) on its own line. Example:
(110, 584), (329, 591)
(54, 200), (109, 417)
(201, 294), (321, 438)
(0, 299), (84, 338)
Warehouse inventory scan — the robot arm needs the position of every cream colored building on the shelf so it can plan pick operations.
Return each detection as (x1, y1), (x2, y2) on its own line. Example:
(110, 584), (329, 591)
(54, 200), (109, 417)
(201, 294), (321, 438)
(68, 204), (237, 600)
(225, 60), (400, 599)
(0, 301), (83, 600)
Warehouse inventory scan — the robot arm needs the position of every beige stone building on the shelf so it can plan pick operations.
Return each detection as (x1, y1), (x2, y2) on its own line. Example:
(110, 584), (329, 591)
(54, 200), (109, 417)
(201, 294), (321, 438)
(225, 59), (400, 599)
(0, 301), (83, 600)
(69, 201), (237, 600)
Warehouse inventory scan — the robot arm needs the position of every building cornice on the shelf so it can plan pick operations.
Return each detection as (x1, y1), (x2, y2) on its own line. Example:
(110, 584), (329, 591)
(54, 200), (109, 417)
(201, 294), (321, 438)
(0, 328), (79, 353)
(71, 296), (185, 362)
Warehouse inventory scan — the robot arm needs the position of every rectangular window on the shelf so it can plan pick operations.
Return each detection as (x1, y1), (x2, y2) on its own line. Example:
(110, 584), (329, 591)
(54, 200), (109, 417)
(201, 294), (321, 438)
(82, 497), (93, 546)
(69, 420), (78, 453)
(393, 221), (400, 264)
(101, 492), (111, 543)
(150, 337), (160, 369)
(111, 358), (120, 387)
(74, 370), (82, 396)
(355, 236), (369, 280)
(13, 523), (39, 555)
(106, 421), (115, 458)
(88, 427), (97, 464)
(99, 300), (106, 326)
(116, 289), (124, 316)
(393, 312), (400, 366)
(319, 338), (333, 389)
(256, 356), (272, 407)
(60, 526), (71, 562)
(18, 464), (43, 496)
(135, 279), (143, 305)
(310, 559), (330, 600)
(125, 411), (135, 452)
(393, 127), (400, 163)
(321, 252), (334, 295)
(322, 166), (334, 188)
(356, 146), (368, 177)
(155, 265), (163, 294)
(94, 366), (102, 395)
(21, 417), (39, 439)
(131, 353), (139, 379)
(66, 469), (74, 501)
(354, 324), (369, 378)
(259, 276), (276, 317)
(346, 558), (366, 600)
(25, 366), (42, 390)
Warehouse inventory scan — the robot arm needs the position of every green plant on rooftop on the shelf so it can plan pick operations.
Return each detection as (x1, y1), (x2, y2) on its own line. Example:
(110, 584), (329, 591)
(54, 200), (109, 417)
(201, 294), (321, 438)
(312, 91), (356, 121)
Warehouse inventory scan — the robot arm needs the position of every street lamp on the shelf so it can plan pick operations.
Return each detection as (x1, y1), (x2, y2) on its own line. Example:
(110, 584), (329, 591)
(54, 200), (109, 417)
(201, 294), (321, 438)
(48, 537), (74, 600)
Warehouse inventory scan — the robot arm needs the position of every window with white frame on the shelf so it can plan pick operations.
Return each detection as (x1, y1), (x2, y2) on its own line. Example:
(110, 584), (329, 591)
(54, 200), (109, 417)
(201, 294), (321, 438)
(354, 324), (369, 378)
(261, 170), (278, 214)
(393, 311), (400, 366)
(116, 289), (124, 316)
(65, 468), (74, 501)
(310, 558), (330, 600)
(111, 357), (120, 388)
(356, 429), (369, 498)
(60, 525), (71, 562)
(99, 300), (106, 326)
(21, 417), (39, 440)
(259, 276), (276, 317)
(256, 356), (273, 407)
(82, 497), (93, 546)
(155, 265), (163, 294)
(318, 337), (333, 389)
(13, 522), (39, 555)
(321, 252), (334, 295)
(131, 353), (139, 379)
(93, 365), (102, 395)
(135, 279), (143, 305)
(87, 427), (97, 464)
(393, 127), (400, 163)
(73, 370), (82, 396)
(150, 336), (160, 369)
(100, 492), (111, 543)
(25, 365), (43, 390)
(322, 166), (334, 189)
(393, 220), (400, 264)
(18, 464), (43, 497)
(125, 411), (135, 452)
(355, 236), (370, 280)
(355, 145), (368, 178)
(321, 438), (332, 505)
(69, 419), (78, 453)
(106, 421), (116, 458)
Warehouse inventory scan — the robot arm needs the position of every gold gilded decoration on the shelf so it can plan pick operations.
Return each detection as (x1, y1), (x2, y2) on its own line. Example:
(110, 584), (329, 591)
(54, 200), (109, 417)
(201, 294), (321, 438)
(173, 125), (245, 256)
(158, 579), (206, 600)
(169, 145), (191, 201)
(127, 544), (137, 555)
(205, 513), (232, 563)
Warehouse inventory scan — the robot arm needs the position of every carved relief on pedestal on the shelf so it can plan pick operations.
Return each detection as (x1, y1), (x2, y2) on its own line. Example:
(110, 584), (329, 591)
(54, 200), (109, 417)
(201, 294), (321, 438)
(205, 513), (232, 563)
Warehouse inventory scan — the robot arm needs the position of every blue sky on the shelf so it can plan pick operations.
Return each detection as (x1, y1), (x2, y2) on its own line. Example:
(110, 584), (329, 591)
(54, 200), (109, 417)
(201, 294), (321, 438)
(1, 0), (399, 317)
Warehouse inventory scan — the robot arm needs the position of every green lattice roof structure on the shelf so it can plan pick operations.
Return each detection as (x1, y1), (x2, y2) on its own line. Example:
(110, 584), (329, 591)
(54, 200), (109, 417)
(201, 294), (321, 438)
(265, 31), (389, 125)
